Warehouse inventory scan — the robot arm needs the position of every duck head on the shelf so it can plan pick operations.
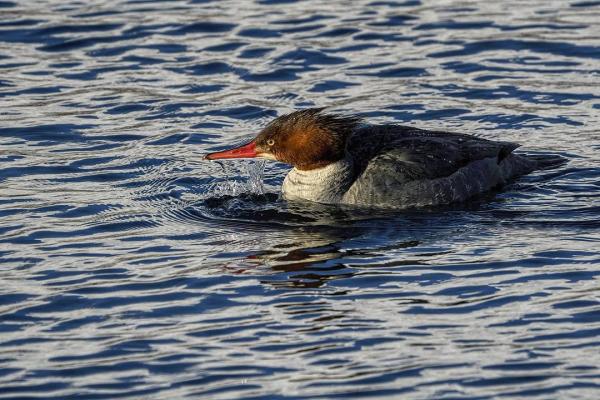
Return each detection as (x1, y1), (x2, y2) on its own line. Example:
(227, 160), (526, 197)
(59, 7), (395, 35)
(204, 108), (362, 170)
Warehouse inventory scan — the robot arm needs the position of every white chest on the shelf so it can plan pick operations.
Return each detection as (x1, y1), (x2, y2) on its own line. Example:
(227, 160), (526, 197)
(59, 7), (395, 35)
(281, 159), (354, 204)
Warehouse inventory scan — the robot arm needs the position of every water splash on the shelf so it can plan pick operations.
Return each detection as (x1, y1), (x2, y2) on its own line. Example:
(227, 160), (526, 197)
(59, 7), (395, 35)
(208, 159), (266, 198)
(245, 159), (266, 195)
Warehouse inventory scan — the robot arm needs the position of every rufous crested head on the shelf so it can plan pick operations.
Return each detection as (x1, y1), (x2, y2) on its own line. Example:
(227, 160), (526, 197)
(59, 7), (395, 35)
(205, 108), (362, 170)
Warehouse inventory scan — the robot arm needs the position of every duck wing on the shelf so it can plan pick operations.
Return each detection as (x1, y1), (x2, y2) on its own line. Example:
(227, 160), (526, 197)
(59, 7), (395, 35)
(347, 124), (520, 184)
(341, 124), (527, 207)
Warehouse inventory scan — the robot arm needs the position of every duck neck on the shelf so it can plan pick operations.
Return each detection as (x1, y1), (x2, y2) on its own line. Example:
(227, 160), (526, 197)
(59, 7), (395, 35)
(282, 156), (354, 204)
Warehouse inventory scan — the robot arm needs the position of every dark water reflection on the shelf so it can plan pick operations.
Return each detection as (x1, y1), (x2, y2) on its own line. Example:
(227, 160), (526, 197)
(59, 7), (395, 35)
(1, 0), (600, 398)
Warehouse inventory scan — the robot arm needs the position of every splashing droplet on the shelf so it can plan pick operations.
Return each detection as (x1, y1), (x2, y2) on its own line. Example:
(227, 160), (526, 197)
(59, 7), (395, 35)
(246, 159), (266, 195)
(208, 160), (266, 198)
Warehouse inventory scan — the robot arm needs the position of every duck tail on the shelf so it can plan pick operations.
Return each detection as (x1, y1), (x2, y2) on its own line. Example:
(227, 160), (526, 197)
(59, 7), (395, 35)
(525, 153), (568, 170)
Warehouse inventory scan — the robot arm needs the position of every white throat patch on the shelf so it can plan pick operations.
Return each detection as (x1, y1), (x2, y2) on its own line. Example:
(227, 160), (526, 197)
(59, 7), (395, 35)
(281, 158), (354, 204)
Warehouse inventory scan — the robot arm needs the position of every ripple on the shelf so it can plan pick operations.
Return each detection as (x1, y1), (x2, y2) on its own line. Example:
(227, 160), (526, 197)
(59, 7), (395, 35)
(430, 39), (600, 59)
(165, 21), (236, 35)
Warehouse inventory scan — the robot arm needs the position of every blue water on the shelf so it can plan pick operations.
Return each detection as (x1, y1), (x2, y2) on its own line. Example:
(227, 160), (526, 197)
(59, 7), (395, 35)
(1, 1), (600, 398)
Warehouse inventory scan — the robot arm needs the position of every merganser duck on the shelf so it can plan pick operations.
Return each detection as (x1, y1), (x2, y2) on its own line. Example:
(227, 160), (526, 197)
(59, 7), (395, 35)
(205, 108), (536, 208)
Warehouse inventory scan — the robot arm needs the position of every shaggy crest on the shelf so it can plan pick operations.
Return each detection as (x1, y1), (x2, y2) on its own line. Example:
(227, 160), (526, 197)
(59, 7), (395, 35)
(264, 108), (362, 138)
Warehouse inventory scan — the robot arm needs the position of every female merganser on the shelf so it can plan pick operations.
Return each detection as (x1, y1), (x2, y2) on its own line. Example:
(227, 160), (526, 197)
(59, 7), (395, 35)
(205, 108), (536, 208)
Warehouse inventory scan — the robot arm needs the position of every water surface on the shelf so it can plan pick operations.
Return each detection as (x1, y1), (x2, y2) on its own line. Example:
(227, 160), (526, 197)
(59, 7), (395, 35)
(1, 0), (600, 398)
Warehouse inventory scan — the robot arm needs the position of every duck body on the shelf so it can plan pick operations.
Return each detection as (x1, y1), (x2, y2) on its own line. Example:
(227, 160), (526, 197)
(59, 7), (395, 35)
(205, 108), (537, 209)
(282, 124), (536, 208)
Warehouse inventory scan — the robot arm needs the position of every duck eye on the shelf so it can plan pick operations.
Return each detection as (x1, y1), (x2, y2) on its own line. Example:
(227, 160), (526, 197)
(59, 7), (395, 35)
(267, 139), (275, 146)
